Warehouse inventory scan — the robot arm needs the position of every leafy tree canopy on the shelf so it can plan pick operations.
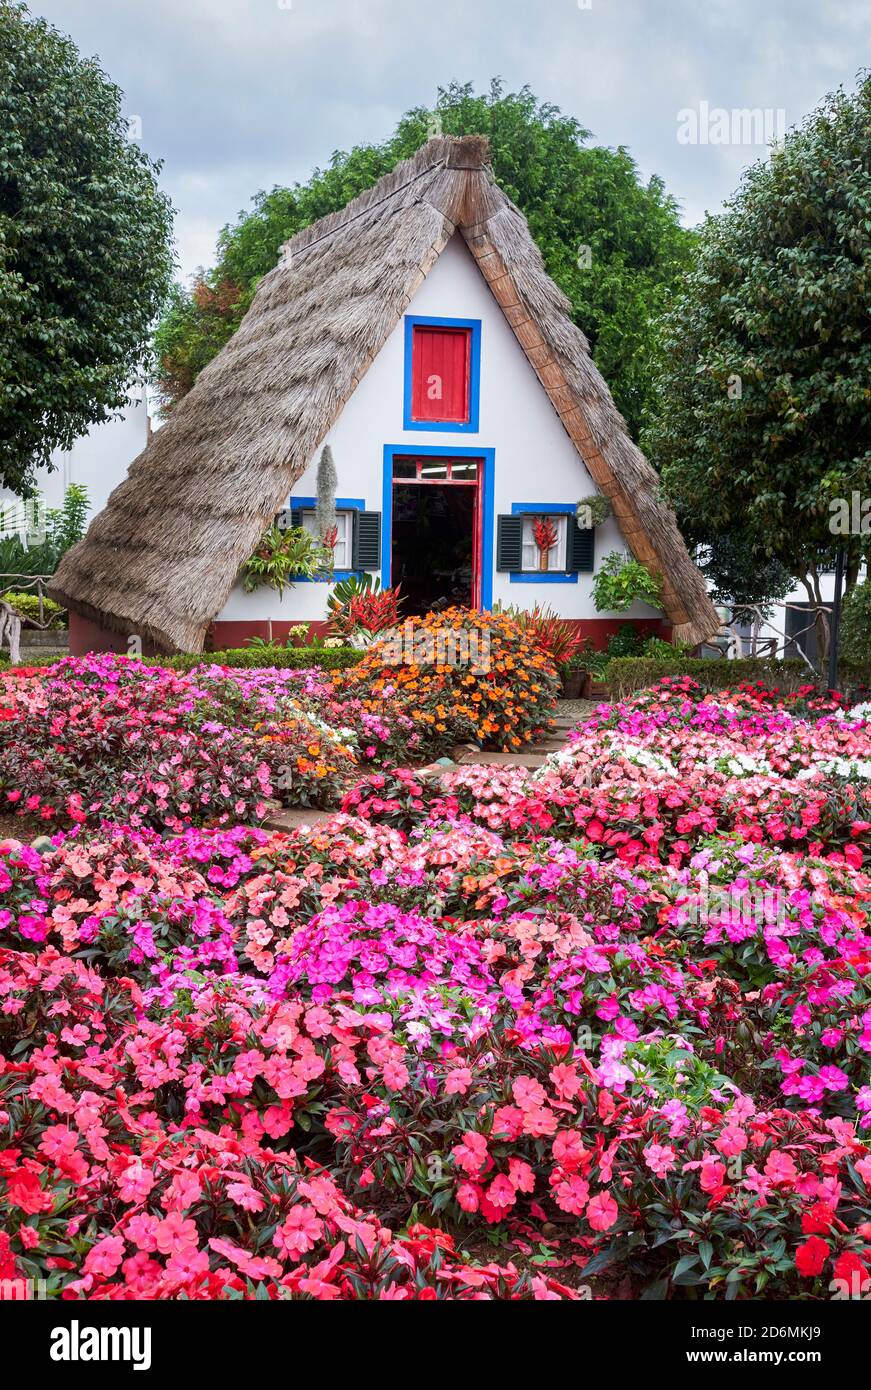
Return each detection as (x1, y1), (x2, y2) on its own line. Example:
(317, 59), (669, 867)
(153, 79), (694, 436)
(644, 72), (871, 617)
(0, 1), (174, 494)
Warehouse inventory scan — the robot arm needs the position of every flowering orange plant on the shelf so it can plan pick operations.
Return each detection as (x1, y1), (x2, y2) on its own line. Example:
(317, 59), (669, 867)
(333, 607), (558, 751)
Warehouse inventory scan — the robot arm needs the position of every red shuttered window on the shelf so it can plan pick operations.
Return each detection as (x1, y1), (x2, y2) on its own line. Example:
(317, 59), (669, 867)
(411, 325), (471, 423)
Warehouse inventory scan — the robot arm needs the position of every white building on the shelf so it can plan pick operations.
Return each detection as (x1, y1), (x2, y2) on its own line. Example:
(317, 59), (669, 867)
(50, 136), (719, 656)
(0, 393), (148, 545)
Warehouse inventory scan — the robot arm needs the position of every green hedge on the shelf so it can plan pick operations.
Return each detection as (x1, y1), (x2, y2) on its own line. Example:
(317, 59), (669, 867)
(605, 656), (811, 701)
(0, 647), (364, 674)
(0, 652), (68, 670)
(151, 646), (365, 673)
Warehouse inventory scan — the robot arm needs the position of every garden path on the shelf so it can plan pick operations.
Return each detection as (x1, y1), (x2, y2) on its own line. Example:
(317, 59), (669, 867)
(261, 699), (595, 832)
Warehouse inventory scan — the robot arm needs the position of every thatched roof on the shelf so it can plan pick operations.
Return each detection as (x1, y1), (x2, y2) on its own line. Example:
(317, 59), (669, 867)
(51, 135), (719, 652)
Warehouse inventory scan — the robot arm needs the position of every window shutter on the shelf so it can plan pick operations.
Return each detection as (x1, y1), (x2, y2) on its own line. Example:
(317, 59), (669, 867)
(496, 515), (523, 572)
(352, 511), (381, 571)
(567, 518), (595, 573)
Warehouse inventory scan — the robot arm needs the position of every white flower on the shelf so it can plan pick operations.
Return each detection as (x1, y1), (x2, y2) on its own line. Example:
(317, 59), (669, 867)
(805, 756), (871, 780)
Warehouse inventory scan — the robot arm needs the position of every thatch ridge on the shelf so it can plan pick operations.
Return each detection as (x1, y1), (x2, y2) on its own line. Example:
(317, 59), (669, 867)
(51, 135), (718, 651)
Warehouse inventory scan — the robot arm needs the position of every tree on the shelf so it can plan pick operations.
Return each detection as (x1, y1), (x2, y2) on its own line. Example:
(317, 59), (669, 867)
(0, 2), (174, 494)
(696, 533), (792, 624)
(644, 73), (871, 657)
(840, 579), (871, 666)
(153, 80), (693, 436)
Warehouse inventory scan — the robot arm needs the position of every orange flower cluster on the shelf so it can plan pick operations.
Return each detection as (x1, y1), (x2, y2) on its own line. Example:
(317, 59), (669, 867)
(334, 607), (558, 752)
(255, 714), (357, 807)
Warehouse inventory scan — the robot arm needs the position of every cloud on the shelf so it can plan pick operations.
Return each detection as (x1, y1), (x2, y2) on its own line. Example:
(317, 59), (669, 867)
(32, 0), (869, 277)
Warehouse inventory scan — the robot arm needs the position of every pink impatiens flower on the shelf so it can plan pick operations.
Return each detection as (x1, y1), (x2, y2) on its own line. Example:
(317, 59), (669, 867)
(643, 1142), (677, 1178)
(274, 1205), (323, 1257)
(586, 1190), (619, 1232)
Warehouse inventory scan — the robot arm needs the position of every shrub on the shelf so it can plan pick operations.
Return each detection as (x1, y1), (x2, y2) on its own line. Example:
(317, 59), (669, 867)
(0, 484), (89, 578)
(605, 655), (809, 700)
(332, 606), (558, 752)
(155, 646), (364, 673)
(2, 591), (66, 629)
(593, 551), (662, 612)
(841, 579), (871, 666)
(606, 621), (646, 658)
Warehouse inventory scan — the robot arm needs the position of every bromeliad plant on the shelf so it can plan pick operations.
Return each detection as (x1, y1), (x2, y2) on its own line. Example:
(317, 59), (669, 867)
(326, 573), (403, 641)
(242, 525), (333, 595)
(532, 515), (558, 571)
(494, 601), (584, 667)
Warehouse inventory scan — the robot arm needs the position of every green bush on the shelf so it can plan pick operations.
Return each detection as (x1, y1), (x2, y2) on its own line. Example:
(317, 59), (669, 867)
(4, 652), (66, 669)
(606, 622), (645, 659)
(2, 591), (67, 629)
(150, 646), (365, 673)
(841, 580), (871, 666)
(605, 656), (809, 701)
(593, 552), (662, 613)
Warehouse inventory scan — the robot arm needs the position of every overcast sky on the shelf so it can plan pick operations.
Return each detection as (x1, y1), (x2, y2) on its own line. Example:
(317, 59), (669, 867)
(31, 0), (870, 282)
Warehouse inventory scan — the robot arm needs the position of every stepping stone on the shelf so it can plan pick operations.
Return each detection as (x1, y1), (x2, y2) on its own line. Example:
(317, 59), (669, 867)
(450, 743), (480, 760)
(457, 750), (547, 768)
(261, 806), (337, 833)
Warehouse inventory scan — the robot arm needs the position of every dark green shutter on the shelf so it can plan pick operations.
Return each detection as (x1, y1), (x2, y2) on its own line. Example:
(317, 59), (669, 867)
(496, 515), (523, 571)
(567, 518), (595, 573)
(352, 511), (381, 571)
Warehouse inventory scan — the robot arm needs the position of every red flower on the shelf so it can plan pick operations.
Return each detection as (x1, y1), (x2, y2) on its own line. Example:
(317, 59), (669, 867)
(801, 1201), (836, 1235)
(832, 1251), (870, 1293)
(795, 1236), (829, 1277)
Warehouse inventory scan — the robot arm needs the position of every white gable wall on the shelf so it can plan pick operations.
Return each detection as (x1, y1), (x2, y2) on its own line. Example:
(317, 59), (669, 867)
(217, 234), (661, 627)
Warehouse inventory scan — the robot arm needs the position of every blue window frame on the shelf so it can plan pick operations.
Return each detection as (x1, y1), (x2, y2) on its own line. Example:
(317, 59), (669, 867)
(285, 495), (366, 582)
(382, 445), (495, 609)
(508, 503), (579, 585)
(403, 315), (482, 433)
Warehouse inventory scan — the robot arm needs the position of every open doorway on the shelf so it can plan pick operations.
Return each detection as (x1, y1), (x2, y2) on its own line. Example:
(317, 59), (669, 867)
(390, 456), (481, 615)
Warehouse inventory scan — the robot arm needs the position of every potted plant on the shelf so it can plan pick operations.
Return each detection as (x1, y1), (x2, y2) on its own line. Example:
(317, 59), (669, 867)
(558, 652), (588, 699)
(559, 640), (613, 699)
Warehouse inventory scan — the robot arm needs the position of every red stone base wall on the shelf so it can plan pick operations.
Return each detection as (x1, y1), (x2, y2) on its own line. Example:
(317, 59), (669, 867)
(69, 612), (673, 658)
(68, 612), (163, 658)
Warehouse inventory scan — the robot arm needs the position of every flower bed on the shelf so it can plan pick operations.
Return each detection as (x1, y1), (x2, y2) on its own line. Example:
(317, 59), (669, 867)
(0, 655), (361, 828)
(0, 610), (559, 831)
(1, 678), (870, 1300)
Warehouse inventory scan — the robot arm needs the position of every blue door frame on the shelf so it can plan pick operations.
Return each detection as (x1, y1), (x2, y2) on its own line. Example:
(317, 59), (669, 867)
(381, 444), (495, 610)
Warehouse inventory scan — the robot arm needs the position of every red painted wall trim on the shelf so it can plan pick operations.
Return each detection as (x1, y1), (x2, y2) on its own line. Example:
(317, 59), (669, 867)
(68, 612), (162, 658)
(69, 612), (671, 658)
